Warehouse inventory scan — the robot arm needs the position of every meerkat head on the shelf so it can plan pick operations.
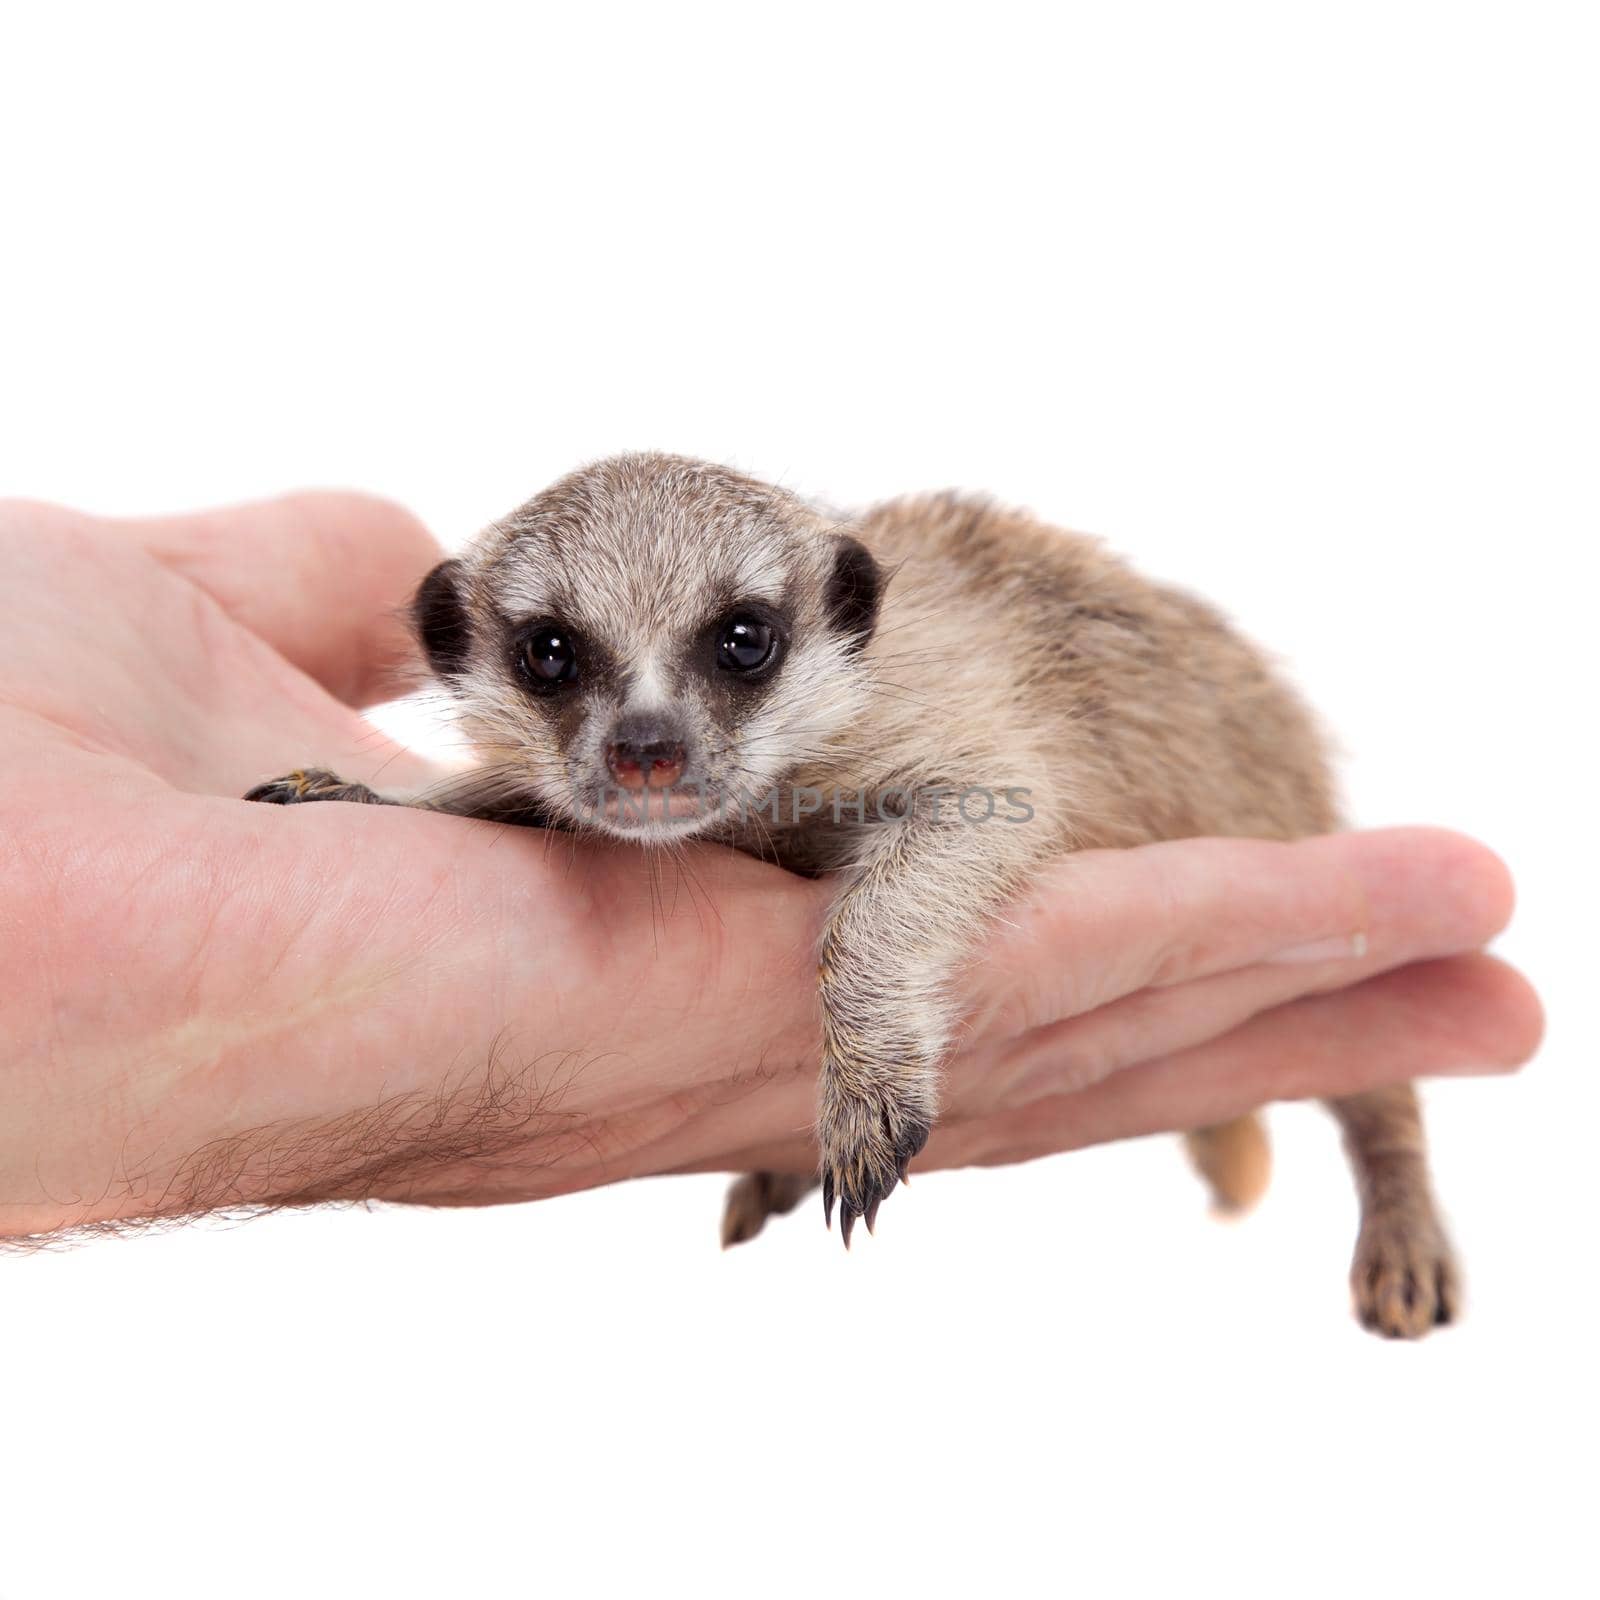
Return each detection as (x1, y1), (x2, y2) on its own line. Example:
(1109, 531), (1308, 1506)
(410, 453), (884, 842)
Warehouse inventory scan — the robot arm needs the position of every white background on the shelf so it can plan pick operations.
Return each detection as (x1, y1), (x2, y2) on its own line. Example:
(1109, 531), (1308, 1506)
(2, 4), (1595, 1597)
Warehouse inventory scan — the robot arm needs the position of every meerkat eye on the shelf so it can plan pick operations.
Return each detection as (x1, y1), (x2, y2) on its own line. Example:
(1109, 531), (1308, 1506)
(520, 625), (579, 691)
(716, 614), (778, 674)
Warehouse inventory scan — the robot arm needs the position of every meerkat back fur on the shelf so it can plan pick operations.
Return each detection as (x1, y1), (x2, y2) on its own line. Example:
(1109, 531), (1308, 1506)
(248, 453), (1458, 1338)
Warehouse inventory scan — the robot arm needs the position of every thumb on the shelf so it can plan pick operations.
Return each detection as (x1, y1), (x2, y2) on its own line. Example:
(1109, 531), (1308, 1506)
(124, 492), (446, 707)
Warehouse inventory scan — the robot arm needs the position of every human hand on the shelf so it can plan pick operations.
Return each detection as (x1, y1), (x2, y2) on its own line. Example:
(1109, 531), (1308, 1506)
(0, 495), (1542, 1240)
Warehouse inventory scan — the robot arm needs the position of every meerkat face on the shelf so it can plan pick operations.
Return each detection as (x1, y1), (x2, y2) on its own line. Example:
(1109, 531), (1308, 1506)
(410, 454), (883, 843)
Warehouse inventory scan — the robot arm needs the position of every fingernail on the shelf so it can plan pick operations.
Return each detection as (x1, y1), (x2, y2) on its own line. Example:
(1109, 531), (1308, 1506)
(1268, 931), (1369, 964)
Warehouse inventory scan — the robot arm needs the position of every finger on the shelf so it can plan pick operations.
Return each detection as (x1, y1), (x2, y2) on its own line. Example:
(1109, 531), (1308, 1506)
(660, 947), (1546, 1182)
(952, 833), (1523, 1115)
(967, 828), (1515, 1035)
(1, 496), (444, 796)
(120, 492), (445, 707)
(934, 954), (1544, 1171)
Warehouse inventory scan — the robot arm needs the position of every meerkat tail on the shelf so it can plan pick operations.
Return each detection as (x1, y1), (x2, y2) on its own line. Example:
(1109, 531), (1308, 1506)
(1185, 1113), (1273, 1214)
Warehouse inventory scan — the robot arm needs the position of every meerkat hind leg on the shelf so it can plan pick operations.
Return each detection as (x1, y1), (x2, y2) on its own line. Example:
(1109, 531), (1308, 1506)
(720, 1171), (820, 1249)
(1329, 1082), (1460, 1338)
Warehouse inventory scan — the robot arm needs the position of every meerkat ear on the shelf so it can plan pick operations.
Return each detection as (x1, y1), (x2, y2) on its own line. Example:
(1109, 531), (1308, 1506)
(411, 559), (472, 679)
(826, 536), (882, 651)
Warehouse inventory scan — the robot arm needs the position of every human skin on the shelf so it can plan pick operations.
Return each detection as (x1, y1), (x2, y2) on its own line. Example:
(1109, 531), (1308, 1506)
(0, 494), (1543, 1241)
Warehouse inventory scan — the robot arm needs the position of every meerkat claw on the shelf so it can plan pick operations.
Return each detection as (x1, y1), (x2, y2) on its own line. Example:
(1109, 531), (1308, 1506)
(821, 1110), (929, 1248)
(245, 768), (384, 806)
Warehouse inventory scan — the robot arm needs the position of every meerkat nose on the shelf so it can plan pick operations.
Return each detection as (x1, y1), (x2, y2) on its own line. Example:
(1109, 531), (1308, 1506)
(645, 749), (686, 789)
(606, 737), (686, 791)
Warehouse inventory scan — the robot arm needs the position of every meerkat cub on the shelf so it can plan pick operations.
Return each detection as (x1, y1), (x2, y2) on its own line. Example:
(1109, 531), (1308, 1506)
(249, 453), (1459, 1338)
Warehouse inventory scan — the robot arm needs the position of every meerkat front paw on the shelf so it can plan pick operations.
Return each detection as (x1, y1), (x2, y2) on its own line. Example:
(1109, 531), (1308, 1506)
(817, 1073), (932, 1247)
(1351, 1209), (1461, 1338)
(244, 768), (384, 806)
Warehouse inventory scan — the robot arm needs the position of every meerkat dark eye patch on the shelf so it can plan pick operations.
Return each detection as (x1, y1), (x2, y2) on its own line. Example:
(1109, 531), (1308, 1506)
(826, 536), (882, 651)
(412, 559), (471, 679)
